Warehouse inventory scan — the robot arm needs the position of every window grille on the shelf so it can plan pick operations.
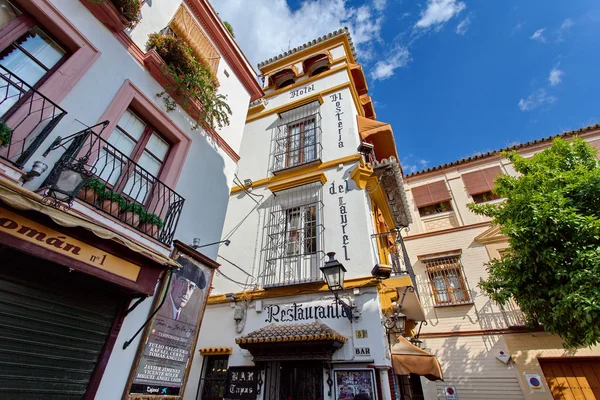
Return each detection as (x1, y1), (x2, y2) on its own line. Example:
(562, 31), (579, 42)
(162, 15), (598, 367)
(424, 255), (472, 306)
(260, 183), (325, 287)
(198, 356), (229, 400)
(269, 101), (322, 174)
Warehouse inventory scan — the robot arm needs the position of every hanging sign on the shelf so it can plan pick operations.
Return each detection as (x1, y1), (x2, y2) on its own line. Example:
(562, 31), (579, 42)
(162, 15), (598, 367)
(525, 374), (546, 392)
(444, 386), (458, 399)
(0, 207), (140, 281)
(224, 367), (259, 400)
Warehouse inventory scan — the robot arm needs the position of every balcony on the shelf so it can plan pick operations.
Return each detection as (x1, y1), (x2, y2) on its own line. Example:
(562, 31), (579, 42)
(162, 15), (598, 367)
(0, 66), (67, 168)
(44, 123), (185, 245)
(269, 103), (322, 175)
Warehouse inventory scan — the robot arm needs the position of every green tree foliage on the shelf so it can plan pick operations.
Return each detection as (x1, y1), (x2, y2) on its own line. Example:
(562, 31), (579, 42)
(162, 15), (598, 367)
(223, 21), (235, 38)
(468, 137), (600, 347)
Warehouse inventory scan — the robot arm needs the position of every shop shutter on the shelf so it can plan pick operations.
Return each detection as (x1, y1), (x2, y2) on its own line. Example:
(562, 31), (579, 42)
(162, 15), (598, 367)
(0, 247), (124, 399)
(435, 377), (524, 399)
(411, 180), (451, 208)
(461, 166), (502, 196)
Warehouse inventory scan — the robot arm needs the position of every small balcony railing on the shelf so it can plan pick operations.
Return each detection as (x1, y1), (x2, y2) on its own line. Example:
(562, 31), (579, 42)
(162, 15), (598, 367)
(0, 65), (67, 168)
(44, 122), (185, 245)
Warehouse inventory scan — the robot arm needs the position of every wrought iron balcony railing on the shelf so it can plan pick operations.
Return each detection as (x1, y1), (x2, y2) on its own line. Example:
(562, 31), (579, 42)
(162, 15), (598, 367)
(44, 122), (185, 245)
(0, 65), (67, 168)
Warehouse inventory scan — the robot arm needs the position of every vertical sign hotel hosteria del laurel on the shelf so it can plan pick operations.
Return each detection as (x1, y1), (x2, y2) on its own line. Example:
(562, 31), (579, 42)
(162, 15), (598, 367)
(330, 92), (345, 148)
(330, 180), (351, 261)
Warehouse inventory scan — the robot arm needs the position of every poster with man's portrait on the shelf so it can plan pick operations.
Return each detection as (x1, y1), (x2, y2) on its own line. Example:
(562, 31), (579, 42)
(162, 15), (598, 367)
(128, 249), (213, 398)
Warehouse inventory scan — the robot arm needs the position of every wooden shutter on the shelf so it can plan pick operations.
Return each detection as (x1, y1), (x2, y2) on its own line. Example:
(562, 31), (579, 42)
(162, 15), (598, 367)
(461, 166), (502, 196)
(539, 358), (600, 399)
(411, 180), (451, 207)
(169, 5), (221, 77)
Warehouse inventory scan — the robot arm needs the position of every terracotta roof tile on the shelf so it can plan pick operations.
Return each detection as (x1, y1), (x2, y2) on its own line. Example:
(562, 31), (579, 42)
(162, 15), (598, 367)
(235, 321), (347, 345)
(406, 124), (600, 178)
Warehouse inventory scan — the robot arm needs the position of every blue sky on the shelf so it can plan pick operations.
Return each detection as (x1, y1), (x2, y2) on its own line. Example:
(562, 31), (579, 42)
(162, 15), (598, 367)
(214, 0), (600, 173)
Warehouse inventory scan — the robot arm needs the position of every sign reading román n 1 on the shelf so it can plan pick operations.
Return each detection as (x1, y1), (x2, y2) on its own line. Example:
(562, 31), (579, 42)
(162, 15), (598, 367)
(0, 207), (140, 281)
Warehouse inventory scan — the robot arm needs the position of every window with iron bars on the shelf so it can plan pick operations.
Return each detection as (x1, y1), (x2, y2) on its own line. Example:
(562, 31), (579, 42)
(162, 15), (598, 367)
(270, 101), (322, 174)
(197, 355), (229, 400)
(424, 255), (472, 306)
(261, 183), (325, 287)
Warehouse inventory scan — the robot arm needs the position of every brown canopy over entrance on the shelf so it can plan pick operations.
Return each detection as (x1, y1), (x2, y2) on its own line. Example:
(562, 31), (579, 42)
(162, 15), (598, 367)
(236, 321), (347, 362)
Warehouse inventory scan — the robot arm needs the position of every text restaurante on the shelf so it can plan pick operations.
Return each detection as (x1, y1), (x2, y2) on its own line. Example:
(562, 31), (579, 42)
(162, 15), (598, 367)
(265, 302), (349, 323)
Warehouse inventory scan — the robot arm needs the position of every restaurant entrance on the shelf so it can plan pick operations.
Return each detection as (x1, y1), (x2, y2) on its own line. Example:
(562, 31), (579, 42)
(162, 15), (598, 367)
(264, 361), (324, 400)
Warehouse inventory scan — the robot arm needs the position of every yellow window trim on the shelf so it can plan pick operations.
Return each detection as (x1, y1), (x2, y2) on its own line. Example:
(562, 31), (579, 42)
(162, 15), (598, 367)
(230, 154), (361, 194)
(259, 34), (356, 75)
(246, 69), (365, 123)
(268, 171), (327, 193)
(263, 57), (347, 99)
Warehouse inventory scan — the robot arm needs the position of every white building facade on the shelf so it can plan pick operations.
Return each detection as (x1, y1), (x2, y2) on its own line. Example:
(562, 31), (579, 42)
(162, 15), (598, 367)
(195, 30), (434, 400)
(402, 126), (600, 400)
(0, 0), (261, 399)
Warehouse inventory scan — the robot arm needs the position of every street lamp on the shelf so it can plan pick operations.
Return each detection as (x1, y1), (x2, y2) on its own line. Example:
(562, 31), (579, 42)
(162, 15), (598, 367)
(384, 311), (406, 333)
(320, 252), (355, 322)
(44, 158), (95, 209)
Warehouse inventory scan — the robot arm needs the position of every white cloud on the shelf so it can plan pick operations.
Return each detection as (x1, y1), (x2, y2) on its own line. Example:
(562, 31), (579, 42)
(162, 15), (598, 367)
(455, 16), (471, 35)
(401, 154), (430, 174)
(530, 28), (546, 43)
(212, 0), (387, 69)
(556, 18), (574, 42)
(511, 22), (523, 35)
(548, 67), (564, 86)
(373, 0), (387, 11)
(370, 46), (410, 80)
(518, 89), (557, 111)
(414, 0), (466, 30)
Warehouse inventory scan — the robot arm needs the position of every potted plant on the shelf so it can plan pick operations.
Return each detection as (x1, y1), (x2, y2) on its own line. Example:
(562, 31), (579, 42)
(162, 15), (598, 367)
(78, 176), (105, 203)
(145, 33), (231, 130)
(139, 212), (164, 238)
(98, 190), (127, 217)
(121, 202), (146, 227)
(84, 0), (141, 30)
(0, 121), (12, 148)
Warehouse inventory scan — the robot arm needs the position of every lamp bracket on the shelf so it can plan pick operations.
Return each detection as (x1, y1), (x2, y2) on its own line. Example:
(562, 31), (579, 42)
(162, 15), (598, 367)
(396, 286), (414, 310)
(42, 121), (110, 157)
(334, 292), (356, 322)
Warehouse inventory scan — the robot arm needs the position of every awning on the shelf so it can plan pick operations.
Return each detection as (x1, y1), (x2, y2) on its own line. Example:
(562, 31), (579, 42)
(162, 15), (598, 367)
(0, 180), (179, 268)
(357, 115), (399, 161)
(360, 94), (376, 119)
(349, 63), (368, 95)
(236, 321), (347, 362)
(391, 336), (444, 381)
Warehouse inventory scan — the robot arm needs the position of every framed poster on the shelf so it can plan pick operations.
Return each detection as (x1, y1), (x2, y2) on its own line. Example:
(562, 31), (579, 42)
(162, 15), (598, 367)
(124, 241), (219, 399)
(334, 369), (378, 400)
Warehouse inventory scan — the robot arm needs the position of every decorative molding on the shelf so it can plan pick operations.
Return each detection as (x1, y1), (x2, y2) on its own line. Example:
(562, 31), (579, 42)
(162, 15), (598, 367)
(474, 225), (508, 244)
(230, 154), (361, 194)
(419, 326), (543, 339)
(199, 347), (232, 355)
(403, 221), (491, 241)
(350, 163), (373, 190)
(267, 171), (327, 193)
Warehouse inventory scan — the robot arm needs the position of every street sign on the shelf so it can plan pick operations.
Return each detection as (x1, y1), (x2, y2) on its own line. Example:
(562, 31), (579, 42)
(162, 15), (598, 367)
(525, 374), (546, 392)
(444, 385), (458, 399)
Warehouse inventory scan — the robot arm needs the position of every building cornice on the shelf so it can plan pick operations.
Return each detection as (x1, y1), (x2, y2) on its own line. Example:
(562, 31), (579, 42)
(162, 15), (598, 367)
(403, 221), (491, 241)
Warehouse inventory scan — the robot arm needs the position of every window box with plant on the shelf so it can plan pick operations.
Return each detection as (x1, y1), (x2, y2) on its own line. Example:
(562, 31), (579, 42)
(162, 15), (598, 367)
(98, 191), (127, 217)
(139, 213), (164, 238)
(83, 0), (142, 31)
(121, 202), (147, 228)
(144, 33), (231, 131)
(0, 122), (12, 149)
